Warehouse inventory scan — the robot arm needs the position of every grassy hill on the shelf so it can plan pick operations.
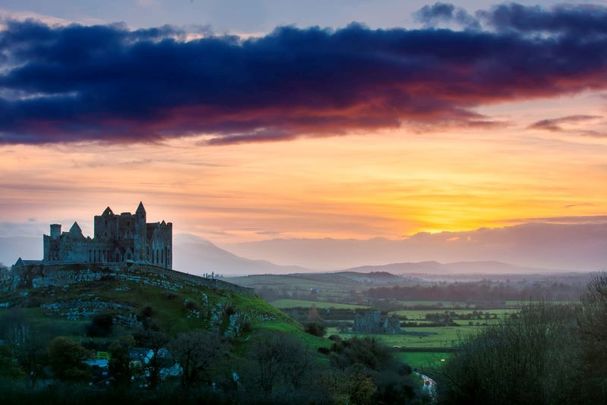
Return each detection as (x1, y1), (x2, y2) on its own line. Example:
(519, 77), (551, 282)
(0, 263), (328, 352)
(0, 263), (430, 403)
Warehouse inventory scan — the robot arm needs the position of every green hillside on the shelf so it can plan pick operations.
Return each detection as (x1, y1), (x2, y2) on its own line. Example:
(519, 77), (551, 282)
(0, 263), (325, 350)
(0, 264), (426, 404)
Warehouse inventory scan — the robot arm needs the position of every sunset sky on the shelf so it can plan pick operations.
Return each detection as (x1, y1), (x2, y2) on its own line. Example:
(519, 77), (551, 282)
(1, 1), (607, 246)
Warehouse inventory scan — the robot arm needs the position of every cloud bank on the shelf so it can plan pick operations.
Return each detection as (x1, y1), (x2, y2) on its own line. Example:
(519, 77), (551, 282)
(1, 3), (607, 145)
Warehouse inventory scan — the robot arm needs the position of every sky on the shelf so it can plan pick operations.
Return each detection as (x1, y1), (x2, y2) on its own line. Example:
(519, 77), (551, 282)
(1, 1), (607, 249)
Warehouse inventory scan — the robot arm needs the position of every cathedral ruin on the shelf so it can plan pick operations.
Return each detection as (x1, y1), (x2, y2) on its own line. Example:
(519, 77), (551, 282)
(41, 202), (172, 269)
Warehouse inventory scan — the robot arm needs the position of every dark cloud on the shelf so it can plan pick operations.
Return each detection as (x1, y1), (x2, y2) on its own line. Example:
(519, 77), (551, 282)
(479, 3), (607, 35)
(1, 4), (607, 145)
(414, 2), (480, 29)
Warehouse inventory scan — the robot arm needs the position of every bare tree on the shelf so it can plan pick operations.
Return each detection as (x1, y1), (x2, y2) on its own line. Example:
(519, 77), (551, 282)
(248, 333), (311, 397)
(168, 331), (224, 388)
(439, 303), (581, 405)
(578, 273), (607, 402)
(0, 309), (48, 388)
(135, 328), (169, 389)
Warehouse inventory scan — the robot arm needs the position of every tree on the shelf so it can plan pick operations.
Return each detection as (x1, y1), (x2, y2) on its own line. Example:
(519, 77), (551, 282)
(168, 331), (225, 388)
(0, 345), (23, 379)
(0, 308), (48, 387)
(439, 303), (582, 405)
(134, 328), (168, 389)
(48, 337), (90, 381)
(304, 322), (326, 337)
(578, 274), (607, 403)
(86, 313), (114, 337)
(324, 336), (414, 404)
(109, 336), (134, 388)
(247, 333), (311, 397)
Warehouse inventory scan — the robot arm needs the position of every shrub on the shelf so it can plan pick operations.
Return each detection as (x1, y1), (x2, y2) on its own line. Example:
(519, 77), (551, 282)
(85, 313), (113, 337)
(48, 337), (90, 381)
(304, 322), (326, 337)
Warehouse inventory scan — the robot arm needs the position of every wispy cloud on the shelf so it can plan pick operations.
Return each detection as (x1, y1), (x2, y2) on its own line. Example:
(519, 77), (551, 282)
(528, 115), (606, 137)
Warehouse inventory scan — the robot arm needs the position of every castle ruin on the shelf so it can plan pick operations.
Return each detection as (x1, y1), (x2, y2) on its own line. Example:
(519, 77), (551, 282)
(40, 202), (172, 269)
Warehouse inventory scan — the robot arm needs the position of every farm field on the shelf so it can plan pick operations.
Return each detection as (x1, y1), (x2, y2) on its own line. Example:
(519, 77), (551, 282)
(270, 298), (369, 309)
(395, 300), (479, 308)
(326, 325), (484, 349)
(274, 298), (525, 372)
(396, 351), (451, 370)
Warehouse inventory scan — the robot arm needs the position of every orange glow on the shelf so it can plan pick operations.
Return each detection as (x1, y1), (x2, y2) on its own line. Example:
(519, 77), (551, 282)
(1, 92), (607, 243)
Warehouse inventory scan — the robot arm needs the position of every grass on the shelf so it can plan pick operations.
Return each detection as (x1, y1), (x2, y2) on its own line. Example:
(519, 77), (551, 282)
(396, 351), (451, 370)
(0, 273), (335, 368)
(0, 307), (89, 340)
(254, 319), (330, 350)
(270, 299), (368, 310)
(327, 325), (482, 349)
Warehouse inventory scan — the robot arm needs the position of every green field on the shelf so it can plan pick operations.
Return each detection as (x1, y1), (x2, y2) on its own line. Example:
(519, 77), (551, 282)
(266, 297), (525, 371)
(395, 351), (451, 370)
(327, 325), (482, 349)
(270, 298), (368, 309)
(395, 300), (478, 308)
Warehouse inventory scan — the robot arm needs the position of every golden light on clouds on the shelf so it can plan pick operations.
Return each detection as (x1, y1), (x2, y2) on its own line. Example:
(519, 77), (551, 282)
(2, 92), (607, 244)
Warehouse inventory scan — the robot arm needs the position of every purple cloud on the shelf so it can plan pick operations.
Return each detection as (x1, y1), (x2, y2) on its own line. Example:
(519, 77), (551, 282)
(1, 3), (607, 145)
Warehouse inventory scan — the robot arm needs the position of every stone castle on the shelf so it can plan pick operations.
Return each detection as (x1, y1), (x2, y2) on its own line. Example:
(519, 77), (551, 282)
(40, 202), (172, 269)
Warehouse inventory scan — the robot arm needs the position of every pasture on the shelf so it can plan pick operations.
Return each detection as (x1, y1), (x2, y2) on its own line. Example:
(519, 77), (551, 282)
(274, 298), (524, 372)
(271, 298), (369, 309)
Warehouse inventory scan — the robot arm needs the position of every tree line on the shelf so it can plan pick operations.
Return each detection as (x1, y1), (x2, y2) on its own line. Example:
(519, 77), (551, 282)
(366, 280), (584, 302)
(438, 274), (607, 404)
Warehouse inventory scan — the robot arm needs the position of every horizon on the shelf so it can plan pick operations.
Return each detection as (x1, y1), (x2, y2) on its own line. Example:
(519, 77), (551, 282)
(3, 210), (607, 273)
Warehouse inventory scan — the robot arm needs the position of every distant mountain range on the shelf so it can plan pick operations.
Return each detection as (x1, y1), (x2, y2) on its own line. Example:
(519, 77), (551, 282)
(225, 221), (607, 271)
(341, 261), (567, 276)
(172, 234), (310, 275)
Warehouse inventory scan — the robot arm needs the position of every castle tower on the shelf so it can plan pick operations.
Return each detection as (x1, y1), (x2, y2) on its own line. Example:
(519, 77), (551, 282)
(134, 202), (147, 262)
(50, 224), (61, 239)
